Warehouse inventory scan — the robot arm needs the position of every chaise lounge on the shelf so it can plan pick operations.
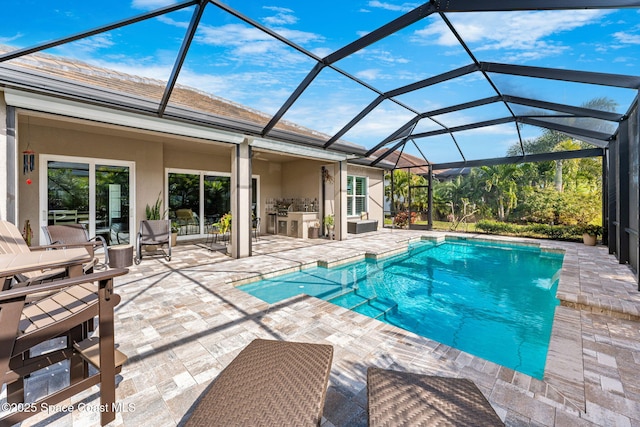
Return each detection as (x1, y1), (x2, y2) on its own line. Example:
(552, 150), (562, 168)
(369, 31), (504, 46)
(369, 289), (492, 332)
(367, 367), (503, 426)
(184, 339), (333, 427)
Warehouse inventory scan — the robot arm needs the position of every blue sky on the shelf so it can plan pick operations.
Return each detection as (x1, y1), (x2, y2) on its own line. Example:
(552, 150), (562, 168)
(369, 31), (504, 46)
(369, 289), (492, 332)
(1, 1), (639, 163)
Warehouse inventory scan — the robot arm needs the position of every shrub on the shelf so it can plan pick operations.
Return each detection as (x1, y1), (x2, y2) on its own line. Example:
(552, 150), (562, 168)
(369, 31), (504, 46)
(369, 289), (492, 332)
(477, 220), (582, 241)
(393, 211), (417, 228)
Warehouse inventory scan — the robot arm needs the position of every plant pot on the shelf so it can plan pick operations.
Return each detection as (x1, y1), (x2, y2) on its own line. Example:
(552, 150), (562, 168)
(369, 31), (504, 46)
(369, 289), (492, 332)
(326, 225), (335, 240)
(582, 233), (597, 246)
(308, 227), (319, 239)
(171, 232), (178, 247)
(145, 244), (159, 252)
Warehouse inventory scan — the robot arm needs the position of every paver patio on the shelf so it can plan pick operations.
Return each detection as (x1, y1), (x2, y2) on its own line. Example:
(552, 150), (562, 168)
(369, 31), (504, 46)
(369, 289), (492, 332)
(3, 229), (639, 426)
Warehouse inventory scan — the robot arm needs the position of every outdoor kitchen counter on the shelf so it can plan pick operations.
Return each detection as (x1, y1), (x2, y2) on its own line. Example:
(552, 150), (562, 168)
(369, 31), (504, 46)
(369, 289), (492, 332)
(272, 212), (319, 239)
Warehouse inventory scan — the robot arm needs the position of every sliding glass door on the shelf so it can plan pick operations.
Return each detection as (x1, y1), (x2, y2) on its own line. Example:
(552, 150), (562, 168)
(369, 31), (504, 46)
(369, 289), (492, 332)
(167, 169), (257, 239)
(40, 155), (133, 245)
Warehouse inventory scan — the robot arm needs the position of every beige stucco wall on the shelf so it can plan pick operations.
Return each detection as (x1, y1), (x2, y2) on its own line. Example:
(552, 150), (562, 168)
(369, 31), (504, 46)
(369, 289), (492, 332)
(16, 114), (232, 244)
(348, 164), (385, 224)
(12, 111), (386, 244)
(252, 158), (281, 226)
(280, 159), (323, 201)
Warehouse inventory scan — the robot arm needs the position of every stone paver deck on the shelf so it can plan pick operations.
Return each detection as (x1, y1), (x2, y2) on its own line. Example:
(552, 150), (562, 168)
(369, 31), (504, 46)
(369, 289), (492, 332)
(3, 229), (639, 426)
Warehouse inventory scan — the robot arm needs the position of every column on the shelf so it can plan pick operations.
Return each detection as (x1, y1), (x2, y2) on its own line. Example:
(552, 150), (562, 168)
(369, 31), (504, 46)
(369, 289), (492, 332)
(1, 97), (17, 223)
(335, 160), (348, 241)
(231, 138), (251, 258)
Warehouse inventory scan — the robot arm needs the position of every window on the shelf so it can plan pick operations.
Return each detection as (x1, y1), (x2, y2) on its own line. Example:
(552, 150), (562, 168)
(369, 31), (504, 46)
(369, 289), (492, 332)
(347, 175), (367, 216)
(167, 169), (258, 238)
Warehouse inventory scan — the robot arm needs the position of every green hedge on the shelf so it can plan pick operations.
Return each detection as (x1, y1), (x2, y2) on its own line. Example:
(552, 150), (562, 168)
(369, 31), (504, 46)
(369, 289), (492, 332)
(476, 220), (581, 240)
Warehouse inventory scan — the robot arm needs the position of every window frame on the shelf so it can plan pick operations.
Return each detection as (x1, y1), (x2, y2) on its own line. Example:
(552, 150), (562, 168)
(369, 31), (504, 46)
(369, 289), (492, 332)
(347, 175), (368, 217)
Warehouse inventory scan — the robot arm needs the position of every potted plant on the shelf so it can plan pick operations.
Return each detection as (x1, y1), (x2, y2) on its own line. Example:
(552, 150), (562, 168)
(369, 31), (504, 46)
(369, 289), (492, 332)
(308, 219), (320, 239)
(580, 224), (602, 246)
(219, 212), (232, 235)
(144, 194), (164, 251)
(324, 214), (334, 239)
(145, 193), (164, 221)
(171, 221), (179, 246)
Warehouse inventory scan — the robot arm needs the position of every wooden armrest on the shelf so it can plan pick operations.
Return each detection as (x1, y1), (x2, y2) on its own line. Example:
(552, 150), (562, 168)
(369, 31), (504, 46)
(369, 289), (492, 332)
(0, 268), (128, 302)
(31, 243), (94, 251)
(0, 249), (92, 278)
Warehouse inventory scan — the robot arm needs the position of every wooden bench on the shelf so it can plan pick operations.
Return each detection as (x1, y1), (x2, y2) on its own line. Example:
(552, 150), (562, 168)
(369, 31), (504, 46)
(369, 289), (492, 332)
(185, 339), (333, 427)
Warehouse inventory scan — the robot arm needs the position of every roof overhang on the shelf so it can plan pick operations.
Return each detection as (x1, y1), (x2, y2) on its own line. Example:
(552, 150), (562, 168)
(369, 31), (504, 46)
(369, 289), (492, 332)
(2, 87), (351, 163)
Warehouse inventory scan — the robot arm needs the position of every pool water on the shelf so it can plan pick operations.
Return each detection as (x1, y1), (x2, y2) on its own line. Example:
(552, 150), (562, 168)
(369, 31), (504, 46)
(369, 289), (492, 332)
(238, 238), (564, 379)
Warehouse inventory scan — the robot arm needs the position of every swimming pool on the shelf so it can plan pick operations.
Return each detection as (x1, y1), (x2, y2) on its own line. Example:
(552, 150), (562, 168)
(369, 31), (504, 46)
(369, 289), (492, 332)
(238, 237), (564, 379)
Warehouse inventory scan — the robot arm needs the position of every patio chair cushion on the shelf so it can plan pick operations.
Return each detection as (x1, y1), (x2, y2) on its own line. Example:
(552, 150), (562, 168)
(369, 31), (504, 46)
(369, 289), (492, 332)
(367, 367), (503, 427)
(185, 339), (333, 427)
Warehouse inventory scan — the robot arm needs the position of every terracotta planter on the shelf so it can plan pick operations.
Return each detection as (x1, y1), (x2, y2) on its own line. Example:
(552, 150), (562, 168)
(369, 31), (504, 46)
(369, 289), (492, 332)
(582, 233), (597, 246)
(171, 232), (178, 247)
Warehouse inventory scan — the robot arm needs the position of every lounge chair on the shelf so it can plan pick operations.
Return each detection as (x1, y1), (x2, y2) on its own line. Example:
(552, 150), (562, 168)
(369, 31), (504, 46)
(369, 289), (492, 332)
(184, 339), (333, 427)
(0, 258), (129, 426)
(0, 220), (89, 288)
(135, 219), (171, 264)
(367, 367), (504, 426)
(43, 223), (109, 269)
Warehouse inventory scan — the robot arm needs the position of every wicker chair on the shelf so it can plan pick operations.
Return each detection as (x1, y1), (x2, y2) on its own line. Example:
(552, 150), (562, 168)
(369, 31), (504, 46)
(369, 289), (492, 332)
(43, 223), (109, 269)
(184, 339), (333, 427)
(135, 220), (171, 264)
(0, 256), (128, 426)
(367, 367), (504, 426)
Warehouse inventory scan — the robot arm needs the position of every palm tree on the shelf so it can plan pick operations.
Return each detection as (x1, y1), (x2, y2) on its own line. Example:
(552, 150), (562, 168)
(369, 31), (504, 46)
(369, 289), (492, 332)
(480, 164), (521, 221)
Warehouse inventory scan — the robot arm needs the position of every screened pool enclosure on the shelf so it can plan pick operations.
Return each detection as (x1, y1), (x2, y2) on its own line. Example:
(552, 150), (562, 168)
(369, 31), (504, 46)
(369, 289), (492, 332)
(1, 0), (639, 281)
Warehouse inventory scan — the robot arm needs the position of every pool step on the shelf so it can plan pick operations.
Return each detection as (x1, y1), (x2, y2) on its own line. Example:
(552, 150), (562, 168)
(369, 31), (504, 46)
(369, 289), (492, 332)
(328, 291), (370, 310)
(355, 298), (398, 320)
(329, 289), (398, 321)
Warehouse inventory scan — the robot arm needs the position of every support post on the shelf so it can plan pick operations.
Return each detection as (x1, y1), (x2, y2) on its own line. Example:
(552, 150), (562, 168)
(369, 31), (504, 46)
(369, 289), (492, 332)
(617, 122), (630, 265)
(428, 165), (433, 230)
(231, 139), (251, 258)
(336, 161), (348, 240)
(1, 100), (17, 223)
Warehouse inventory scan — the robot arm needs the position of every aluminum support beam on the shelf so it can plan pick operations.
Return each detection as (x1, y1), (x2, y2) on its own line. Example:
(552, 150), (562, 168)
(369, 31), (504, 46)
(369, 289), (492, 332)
(617, 120), (631, 265)
(607, 144), (618, 256)
(0, 1), (197, 62)
(262, 62), (325, 136)
(324, 3), (436, 65)
(481, 62), (640, 89)
(504, 95), (625, 122)
(158, 0), (207, 117)
(411, 117), (513, 140)
(433, 0), (640, 12)
(429, 148), (604, 171)
(518, 117), (612, 142)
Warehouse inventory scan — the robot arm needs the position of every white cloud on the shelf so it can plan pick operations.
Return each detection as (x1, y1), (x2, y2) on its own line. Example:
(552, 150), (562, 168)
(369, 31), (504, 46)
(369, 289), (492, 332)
(412, 10), (608, 61)
(262, 6), (298, 26)
(156, 15), (189, 29)
(356, 69), (382, 81)
(613, 31), (640, 45)
(0, 33), (23, 44)
(65, 34), (115, 54)
(194, 23), (322, 67)
(367, 1), (419, 13)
